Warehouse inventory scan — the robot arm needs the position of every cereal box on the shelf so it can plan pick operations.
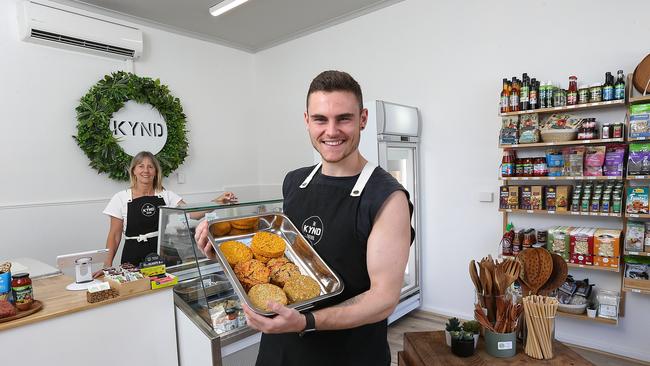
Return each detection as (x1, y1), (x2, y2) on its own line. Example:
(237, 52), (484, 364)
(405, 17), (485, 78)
(531, 186), (545, 210)
(593, 229), (621, 269)
(545, 186), (557, 211)
(556, 186), (571, 212)
(500, 186), (509, 209)
(570, 227), (595, 265)
(507, 186), (519, 209)
(520, 186), (532, 210)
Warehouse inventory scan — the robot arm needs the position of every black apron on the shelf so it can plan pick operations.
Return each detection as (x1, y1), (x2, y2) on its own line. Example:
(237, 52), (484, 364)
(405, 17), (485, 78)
(256, 162), (391, 366)
(120, 194), (166, 267)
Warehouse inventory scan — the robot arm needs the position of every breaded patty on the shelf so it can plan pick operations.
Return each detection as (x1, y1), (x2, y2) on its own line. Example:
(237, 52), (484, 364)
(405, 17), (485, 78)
(270, 263), (301, 287)
(283, 275), (320, 303)
(248, 283), (287, 312)
(220, 240), (253, 266)
(210, 222), (231, 237)
(228, 227), (254, 236)
(251, 231), (286, 258)
(253, 252), (272, 264)
(234, 259), (270, 291)
(231, 217), (259, 230)
(267, 257), (289, 276)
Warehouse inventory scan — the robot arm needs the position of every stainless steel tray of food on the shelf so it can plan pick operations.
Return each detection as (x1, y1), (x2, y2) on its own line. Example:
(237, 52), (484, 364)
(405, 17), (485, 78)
(207, 213), (344, 316)
(173, 273), (233, 302)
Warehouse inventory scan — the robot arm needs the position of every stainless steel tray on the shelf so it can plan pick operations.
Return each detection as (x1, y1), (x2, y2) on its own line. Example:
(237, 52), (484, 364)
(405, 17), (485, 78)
(207, 213), (344, 316)
(173, 273), (232, 302)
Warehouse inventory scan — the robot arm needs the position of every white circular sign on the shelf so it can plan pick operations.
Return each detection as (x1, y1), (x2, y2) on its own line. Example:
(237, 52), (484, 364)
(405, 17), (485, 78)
(110, 101), (168, 156)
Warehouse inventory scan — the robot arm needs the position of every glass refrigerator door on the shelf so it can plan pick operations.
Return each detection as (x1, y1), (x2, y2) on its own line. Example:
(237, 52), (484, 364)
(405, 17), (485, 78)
(379, 142), (420, 298)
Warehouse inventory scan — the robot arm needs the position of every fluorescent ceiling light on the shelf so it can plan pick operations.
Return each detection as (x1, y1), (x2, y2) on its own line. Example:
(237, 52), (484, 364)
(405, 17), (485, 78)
(209, 0), (249, 17)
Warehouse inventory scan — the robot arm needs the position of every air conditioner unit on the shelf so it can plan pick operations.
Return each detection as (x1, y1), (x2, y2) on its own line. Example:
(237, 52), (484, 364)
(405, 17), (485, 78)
(17, 1), (143, 60)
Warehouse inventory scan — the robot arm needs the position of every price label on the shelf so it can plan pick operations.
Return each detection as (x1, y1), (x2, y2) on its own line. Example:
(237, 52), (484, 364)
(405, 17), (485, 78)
(629, 252), (639, 255)
(630, 214), (640, 218)
(526, 210), (534, 213)
(549, 177), (556, 180)
(548, 211), (556, 215)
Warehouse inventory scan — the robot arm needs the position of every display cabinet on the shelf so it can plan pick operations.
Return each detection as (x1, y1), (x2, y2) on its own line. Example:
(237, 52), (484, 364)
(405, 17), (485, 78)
(159, 198), (283, 366)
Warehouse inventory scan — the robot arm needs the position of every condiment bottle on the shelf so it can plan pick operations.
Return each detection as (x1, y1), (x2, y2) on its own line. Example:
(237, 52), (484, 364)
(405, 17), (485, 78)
(501, 150), (515, 177)
(603, 72), (614, 101)
(530, 78), (538, 110)
(539, 82), (547, 109)
(614, 70), (625, 100)
(500, 78), (510, 113)
(510, 77), (520, 112)
(546, 80), (554, 107)
(567, 75), (578, 105)
(520, 73), (530, 111)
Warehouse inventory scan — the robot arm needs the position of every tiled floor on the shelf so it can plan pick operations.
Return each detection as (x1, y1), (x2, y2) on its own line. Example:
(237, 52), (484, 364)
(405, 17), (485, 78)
(387, 310), (648, 365)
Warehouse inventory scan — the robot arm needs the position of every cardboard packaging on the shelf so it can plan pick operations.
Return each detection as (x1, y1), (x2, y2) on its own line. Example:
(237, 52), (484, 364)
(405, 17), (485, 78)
(593, 229), (622, 269)
(548, 226), (572, 261)
(530, 186), (545, 210)
(570, 227), (596, 265)
(545, 186), (557, 211)
(556, 186), (571, 212)
(508, 186), (519, 209)
(520, 186), (532, 210)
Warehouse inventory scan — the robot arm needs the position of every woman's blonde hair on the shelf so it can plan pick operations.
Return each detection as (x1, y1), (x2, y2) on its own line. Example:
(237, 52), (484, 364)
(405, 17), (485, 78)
(129, 151), (163, 192)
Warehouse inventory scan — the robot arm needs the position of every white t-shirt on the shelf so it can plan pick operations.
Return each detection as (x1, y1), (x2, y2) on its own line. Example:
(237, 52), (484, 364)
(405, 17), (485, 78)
(103, 189), (183, 234)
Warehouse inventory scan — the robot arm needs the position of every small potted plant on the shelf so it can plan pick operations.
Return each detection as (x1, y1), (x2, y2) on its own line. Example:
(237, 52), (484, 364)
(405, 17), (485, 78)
(451, 331), (476, 357)
(445, 317), (461, 347)
(462, 320), (481, 348)
(586, 303), (597, 318)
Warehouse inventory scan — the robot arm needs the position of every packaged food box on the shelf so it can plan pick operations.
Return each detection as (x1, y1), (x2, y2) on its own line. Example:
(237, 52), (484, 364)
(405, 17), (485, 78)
(594, 256), (620, 269)
(570, 227), (595, 265)
(530, 186), (545, 210)
(625, 222), (645, 252)
(105, 277), (150, 295)
(500, 186), (509, 209)
(626, 187), (649, 214)
(629, 113), (650, 138)
(556, 186), (571, 212)
(520, 186), (532, 210)
(507, 186), (519, 209)
(545, 186), (557, 211)
(548, 226), (572, 261)
(593, 229), (621, 269)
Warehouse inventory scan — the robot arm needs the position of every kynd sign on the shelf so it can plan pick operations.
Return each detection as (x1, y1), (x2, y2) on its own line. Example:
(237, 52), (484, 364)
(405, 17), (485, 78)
(74, 71), (188, 181)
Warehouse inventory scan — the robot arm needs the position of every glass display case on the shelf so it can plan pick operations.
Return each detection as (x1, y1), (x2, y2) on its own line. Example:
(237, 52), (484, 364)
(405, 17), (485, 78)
(159, 198), (283, 366)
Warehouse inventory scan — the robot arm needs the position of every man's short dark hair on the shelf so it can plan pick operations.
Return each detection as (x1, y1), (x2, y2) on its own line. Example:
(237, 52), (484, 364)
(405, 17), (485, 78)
(306, 70), (363, 111)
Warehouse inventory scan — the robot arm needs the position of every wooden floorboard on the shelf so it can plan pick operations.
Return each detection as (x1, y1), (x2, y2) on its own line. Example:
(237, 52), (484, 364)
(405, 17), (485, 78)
(387, 310), (648, 366)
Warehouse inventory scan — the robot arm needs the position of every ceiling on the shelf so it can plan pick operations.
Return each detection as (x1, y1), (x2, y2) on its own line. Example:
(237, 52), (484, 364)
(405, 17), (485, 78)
(66, 0), (404, 52)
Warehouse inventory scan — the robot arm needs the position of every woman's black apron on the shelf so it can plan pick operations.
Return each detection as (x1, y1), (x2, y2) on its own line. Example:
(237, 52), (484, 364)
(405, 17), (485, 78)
(121, 194), (166, 267)
(256, 162), (391, 366)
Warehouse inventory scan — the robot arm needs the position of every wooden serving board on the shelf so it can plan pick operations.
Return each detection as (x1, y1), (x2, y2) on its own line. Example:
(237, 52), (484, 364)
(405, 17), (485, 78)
(0, 300), (43, 323)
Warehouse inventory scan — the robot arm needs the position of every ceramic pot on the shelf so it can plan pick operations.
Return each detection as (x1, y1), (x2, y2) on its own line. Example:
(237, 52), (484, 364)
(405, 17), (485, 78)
(485, 330), (517, 358)
(451, 338), (475, 358)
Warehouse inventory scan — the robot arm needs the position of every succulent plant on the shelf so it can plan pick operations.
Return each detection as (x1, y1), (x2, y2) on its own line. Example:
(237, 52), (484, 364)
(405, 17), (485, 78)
(445, 317), (461, 332)
(462, 320), (481, 334)
(451, 330), (474, 341)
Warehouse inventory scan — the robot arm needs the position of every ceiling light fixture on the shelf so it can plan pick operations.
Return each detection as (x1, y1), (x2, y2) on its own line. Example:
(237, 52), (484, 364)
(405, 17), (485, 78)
(209, 0), (249, 17)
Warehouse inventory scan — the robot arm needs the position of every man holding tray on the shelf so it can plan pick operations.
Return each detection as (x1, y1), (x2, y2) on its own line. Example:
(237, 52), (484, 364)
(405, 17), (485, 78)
(195, 70), (414, 366)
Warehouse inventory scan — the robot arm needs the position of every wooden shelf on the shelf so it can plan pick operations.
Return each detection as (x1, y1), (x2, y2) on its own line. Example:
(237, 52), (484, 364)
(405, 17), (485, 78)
(629, 95), (650, 105)
(500, 99), (625, 117)
(627, 137), (650, 142)
(624, 213), (650, 219)
(499, 138), (624, 149)
(557, 311), (618, 325)
(500, 176), (622, 181)
(567, 263), (620, 272)
(499, 209), (621, 218)
(627, 175), (650, 180)
(624, 251), (650, 257)
(623, 286), (650, 295)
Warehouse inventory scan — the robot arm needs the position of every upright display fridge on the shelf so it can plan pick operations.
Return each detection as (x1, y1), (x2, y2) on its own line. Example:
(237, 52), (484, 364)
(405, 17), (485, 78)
(361, 100), (422, 323)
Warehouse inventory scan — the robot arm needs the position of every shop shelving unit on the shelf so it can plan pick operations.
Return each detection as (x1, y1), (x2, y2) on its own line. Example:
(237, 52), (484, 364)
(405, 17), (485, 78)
(498, 87), (630, 324)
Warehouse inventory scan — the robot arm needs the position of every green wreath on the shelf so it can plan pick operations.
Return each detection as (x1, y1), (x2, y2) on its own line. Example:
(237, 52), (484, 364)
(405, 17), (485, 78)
(74, 71), (188, 181)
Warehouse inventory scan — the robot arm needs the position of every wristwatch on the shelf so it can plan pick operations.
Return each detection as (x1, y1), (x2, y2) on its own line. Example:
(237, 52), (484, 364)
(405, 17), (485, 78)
(299, 311), (316, 337)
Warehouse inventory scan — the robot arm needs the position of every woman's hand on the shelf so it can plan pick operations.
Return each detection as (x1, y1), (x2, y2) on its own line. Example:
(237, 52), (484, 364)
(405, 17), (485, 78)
(242, 302), (306, 334)
(213, 191), (238, 204)
(194, 220), (216, 259)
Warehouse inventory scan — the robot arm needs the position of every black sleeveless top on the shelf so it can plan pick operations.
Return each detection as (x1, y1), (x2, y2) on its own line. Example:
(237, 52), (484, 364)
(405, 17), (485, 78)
(255, 165), (414, 366)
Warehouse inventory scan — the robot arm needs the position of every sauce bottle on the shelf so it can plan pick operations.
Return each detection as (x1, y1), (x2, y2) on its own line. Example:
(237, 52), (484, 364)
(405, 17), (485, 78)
(614, 70), (625, 100)
(510, 77), (520, 112)
(546, 80), (554, 108)
(520, 73), (530, 110)
(501, 150), (516, 177)
(567, 75), (578, 105)
(603, 72), (614, 101)
(500, 78), (510, 113)
(530, 78), (538, 110)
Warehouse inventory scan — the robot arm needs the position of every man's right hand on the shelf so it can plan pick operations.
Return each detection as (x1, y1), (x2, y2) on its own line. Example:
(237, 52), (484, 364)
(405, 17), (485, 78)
(195, 220), (216, 259)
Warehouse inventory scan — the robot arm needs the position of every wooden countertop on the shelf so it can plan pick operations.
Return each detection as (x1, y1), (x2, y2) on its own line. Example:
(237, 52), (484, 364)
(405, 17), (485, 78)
(400, 331), (593, 365)
(0, 274), (172, 332)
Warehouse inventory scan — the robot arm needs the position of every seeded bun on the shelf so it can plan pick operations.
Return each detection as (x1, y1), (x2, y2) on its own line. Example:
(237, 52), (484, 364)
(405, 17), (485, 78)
(283, 275), (320, 303)
(248, 284), (287, 312)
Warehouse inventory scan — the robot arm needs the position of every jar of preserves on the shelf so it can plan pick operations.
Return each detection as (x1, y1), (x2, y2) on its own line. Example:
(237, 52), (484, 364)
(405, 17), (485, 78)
(589, 84), (603, 103)
(523, 158), (534, 176)
(11, 273), (33, 311)
(533, 157), (548, 176)
(578, 86), (589, 104)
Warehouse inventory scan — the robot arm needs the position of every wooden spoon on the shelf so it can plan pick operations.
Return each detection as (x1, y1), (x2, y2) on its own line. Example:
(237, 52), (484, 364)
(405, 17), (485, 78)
(469, 260), (484, 307)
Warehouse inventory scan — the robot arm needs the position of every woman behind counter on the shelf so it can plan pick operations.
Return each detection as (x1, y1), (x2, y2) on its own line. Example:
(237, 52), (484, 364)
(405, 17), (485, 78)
(102, 151), (236, 268)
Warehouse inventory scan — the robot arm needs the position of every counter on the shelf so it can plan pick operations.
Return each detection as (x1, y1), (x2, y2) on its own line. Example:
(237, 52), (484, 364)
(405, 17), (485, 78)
(1, 274), (177, 365)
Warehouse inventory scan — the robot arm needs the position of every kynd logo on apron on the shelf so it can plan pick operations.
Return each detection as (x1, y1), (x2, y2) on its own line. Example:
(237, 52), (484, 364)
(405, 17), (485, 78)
(301, 216), (324, 246)
(141, 203), (157, 217)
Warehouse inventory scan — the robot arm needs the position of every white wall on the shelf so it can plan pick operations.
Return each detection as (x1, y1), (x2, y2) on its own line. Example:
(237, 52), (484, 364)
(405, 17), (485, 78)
(252, 0), (650, 361)
(0, 0), (257, 265)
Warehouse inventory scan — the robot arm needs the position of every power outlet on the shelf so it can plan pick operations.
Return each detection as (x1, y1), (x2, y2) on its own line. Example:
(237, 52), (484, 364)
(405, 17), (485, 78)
(177, 172), (186, 184)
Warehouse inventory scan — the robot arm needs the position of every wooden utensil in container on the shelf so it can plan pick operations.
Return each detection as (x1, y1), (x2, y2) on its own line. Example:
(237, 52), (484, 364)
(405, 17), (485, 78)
(517, 248), (553, 295)
(538, 253), (568, 296)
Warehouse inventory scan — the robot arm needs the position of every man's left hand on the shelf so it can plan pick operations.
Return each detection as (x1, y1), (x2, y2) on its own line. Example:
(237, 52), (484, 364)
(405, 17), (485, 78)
(243, 302), (307, 334)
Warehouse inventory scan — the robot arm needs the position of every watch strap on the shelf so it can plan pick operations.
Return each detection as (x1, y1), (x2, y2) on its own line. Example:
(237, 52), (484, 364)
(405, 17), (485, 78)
(299, 311), (316, 337)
